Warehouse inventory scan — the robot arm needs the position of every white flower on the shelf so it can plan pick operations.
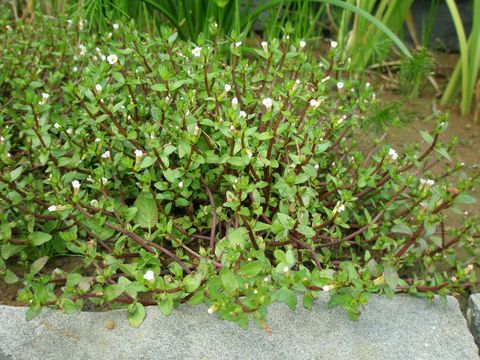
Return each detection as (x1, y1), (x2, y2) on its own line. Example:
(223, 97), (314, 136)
(6, 152), (12, 158)
(253, 289), (258, 295)
(321, 76), (331, 83)
(95, 84), (102, 93)
(207, 306), (216, 314)
(71, 180), (81, 190)
(102, 177), (108, 184)
(0, 136), (4, 143)
(231, 97), (238, 109)
(262, 97), (273, 109)
(239, 111), (247, 118)
(420, 178), (435, 187)
(246, 149), (253, 159)
(299, 40), (306, 49)
(224, 84), (232, 93)
(337, 81), (344, 90)
(90, 199), (99, 207)
(466, 264), (474, 274)
(66, 128), (73, 134)
(234, 41), (242, 48)
(107, 54), (118, 65)
(39, 92), (50, 105)
(330, 40), (338, 49)
(309, 99), (318, 108)
(229, 124), (235, 131)
(101, 55), (106, 61)
(150, 133), (155, 139)
(113, 23), (119, 31)
(94, 137), (101, 142)
(263, 277), (269, 282)
(143, 270), (155, 281)
(322, 285), (331, 292)
(107, 32), (112, 38)
(388, 148), (398, 161)
(178, 181), (184, 188)
(283, 266), (289, 273)
(194, 125), (201, 136)
(78, 44), (86, 56)
(165, 95), (172, 104)
(48, 205), (67, 212)
(53, 123), (61, 129)
(337, 204), (345, 213)
(314, 164), (320, 170)
(72, 66), (78, 72)
(261, 41), (268, 53)
(366, 82), (371, 88)
(101, 150), (111, 159)
(191, 46), (202, 57)
(134, 149), (144, 158)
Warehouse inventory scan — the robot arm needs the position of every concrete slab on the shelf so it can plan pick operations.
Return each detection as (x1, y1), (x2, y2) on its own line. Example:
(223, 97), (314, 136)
(0, 294), (478, 360)
(468, 293), (480, 348)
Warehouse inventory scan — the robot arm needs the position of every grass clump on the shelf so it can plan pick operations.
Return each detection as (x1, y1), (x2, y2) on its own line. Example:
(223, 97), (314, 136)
(0, 16), (479, 328)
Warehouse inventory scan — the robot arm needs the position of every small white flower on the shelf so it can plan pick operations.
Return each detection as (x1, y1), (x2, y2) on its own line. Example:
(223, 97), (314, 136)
(101, 55), (106, 62)
(0, 136), (4, 143)
(314, 164), (320, 170)
(102, 177), (108, 184)
(388, 148), (398, 161)
(113, 23), (119, 31)
(253, 289), (258, 295)
(420, 178), (435, 187)
(299, 40), (306, 49)
(107, 32), (112, 38)
(90, 199), (99, 207)
(229, 124), (235, 131)
(239, 110), (247, 118)
(366, 82), (371, 88)
(95, 84), (102, 93)
(165, 95), (172, 105)
(451, 276), (458, 282)
(283, 266), (289, 273)
(71, 180), (81, 190)
(337, 204), (345, 213)
(134, 149), (144, 158)
(234, 41), (242, 48)
(321, 76), (331, 83)
(101, 150), (111, 159)
(39, 92), (50, 105)
(207, 306), (215, 314)
(466, 264), (474, 274)
(263, 277), (269, 282)
(330, 40), (338, 49)
(322, 285), (331, 292)
(94, 138), (101, 142)
(6, 152), (12, 158)
(78, 44), (86, 56)
(262, 97), (273, 109)
(194, 125), (201, 136)
(191, 46), (202, 57)
(48, 205), (66, 212)
(246, 149), (253, 159)
(143, 270), (155, 281)
(261, 41), (268, 53)
(66, 128), (73, 134)
(231, 97), (238, 109)
(53, 123), (61, 129)
(178, 181), (184, 188)
(72, 66), (78, 72)
(107, 54), (118, 65)
(337, 81), (344, 90)
(150, 133), (155, 140)
(224, 84), (232, 93)
(309, 99), (318, 108)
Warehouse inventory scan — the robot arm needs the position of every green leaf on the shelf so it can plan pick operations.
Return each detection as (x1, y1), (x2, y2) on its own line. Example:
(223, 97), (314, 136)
(183, 274), (201, 292)
(105, 285), (124, 301)
(139, 156), (156, 169)
(128, 302), (146, 328)
(30, 231), (52, 246)
(391, 224), (413, 236)
(30, 256), (49, 275)
(158, 296), (174, 316)
(238, 261), (263, 277)
(220, 268), (238, 295)
(187, 291), (205, 305)
(133, 192), (158, 229)
(420, 130), (433, 145)
(384, 265), (399, 291)
(4, 269), (19, 284)
(228, 227), (247, 249)
(454, 194), (476, 204)
(9, 166), (23, 181)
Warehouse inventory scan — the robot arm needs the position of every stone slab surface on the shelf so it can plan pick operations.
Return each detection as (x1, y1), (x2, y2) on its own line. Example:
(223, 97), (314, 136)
(0, 294), (478, 360)
(468, 293), (480, 348)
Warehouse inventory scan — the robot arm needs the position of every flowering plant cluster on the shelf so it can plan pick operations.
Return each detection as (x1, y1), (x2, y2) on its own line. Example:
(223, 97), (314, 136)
(1, 16), (479, 328)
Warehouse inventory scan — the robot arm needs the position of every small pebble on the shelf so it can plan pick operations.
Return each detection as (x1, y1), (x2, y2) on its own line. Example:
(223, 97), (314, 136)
(105, 319), (116, 330)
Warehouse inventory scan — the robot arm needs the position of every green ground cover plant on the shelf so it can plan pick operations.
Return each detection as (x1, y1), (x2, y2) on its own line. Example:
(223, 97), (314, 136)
(0, 15), (479, 329)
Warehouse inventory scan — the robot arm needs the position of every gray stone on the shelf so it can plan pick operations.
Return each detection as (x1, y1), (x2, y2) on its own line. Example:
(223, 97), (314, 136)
(468, 293), (480, 348)
(0, 294), (478, 360)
